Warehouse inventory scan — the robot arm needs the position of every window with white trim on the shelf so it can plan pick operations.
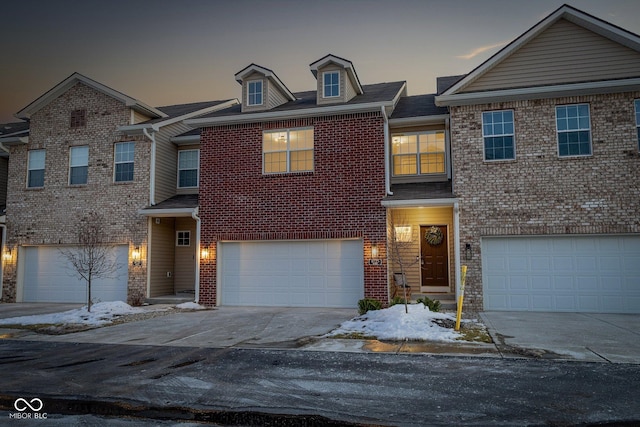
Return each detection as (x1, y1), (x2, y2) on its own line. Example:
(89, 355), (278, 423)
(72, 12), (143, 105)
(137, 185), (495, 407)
(556, 104), (591, 157)
(263, 128), (314, 174)
(323, 71), (340, 98)
(178, 149), (199, 188)
(247, 80), (263, 106)
(176, 231), (190, 246)
(69, 145), (88, 185)
(392, 131), (446, 176)
(27, 149), (45, 188)
(635, 99), (640, 151)
(114, 142), (135, 182)
(482, 110), (515, 161)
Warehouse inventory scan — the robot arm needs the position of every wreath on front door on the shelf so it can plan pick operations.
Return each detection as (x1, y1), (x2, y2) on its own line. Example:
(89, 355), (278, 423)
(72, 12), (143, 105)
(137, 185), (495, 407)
(425, 226), (444, 246)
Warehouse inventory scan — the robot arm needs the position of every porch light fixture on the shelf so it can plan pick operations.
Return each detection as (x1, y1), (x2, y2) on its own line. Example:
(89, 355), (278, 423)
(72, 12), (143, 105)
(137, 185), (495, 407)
(2, 247), (12, 262)
(369, 243), (382, 266)
(465, 243), (473, 260)
(200, 246), (210, 260)
(132, 246), (142, 266)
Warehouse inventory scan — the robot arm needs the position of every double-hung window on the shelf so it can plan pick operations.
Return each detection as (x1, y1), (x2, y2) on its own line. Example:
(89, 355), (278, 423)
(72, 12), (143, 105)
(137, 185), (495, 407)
(69, 145), (88, 185)
(635, 100), (640, 151)
(27, 150), (45, 188)
(556, 104), (591, 157)
(263, 128), (314, 174)
(392, 131), (446, 176)
(114, 142), (135, 182)
(482, 110), (515, 161)
(247, 80), (263, 106)
(178, 149), (199, 188)
(323, 71), (340, 98)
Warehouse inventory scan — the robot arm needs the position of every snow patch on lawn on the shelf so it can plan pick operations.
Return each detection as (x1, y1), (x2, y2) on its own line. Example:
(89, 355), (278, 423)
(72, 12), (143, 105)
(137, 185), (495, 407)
(326, 303), (461, 342)
(176, 302), (206, 310)
(0, 301), (150, 327)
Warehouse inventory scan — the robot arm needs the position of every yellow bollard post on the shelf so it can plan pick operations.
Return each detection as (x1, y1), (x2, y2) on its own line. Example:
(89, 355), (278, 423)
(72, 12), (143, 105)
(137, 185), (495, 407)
(455, 265), (468, 331)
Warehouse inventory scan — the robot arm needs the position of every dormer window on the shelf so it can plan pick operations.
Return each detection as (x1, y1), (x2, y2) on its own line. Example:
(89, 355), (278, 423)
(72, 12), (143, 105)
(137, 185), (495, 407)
(323, 71), (340, 98)
(247, 80), (263, 106)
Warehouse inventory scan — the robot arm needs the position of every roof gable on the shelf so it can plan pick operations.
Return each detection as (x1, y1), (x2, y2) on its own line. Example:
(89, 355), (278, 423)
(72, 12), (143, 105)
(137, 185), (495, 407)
(16, 72), (167, 120)
(234, 64), (295, 102)
(440, 5), (640, 99)
(310, 54), (364, 95)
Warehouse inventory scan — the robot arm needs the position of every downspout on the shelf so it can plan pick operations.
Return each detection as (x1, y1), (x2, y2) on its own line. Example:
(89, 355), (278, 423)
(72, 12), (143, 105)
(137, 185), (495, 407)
(381, 106), (393, 196)
(192, 207), (201, 304)
(142, 127), (156, 206)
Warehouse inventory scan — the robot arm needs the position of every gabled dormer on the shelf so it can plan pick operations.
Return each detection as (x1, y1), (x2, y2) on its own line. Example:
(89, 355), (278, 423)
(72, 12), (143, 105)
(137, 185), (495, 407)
(309, 54), (364, 105)
(234, 64), (295, 113)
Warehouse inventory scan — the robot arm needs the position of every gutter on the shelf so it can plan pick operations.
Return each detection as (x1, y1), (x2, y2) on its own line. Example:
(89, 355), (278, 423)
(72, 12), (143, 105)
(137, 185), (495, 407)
(142, 128), (156, 206)
(192, 208), (201, 304)
(381, 106), (392, 196)
(381, 198), (459, 208)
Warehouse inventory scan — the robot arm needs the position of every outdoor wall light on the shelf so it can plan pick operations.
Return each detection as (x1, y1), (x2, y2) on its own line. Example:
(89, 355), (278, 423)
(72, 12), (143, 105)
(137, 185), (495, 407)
(132, 246), (142, 266)
(2, 247), (12, 262)
(200, 246), (210, 260)
(465, 243), (473, 260)
(369, 243), (382, 266)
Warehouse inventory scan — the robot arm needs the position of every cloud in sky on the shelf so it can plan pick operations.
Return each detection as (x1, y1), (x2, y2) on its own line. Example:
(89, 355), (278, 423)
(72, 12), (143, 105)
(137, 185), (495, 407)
(456, 40), (509, 60)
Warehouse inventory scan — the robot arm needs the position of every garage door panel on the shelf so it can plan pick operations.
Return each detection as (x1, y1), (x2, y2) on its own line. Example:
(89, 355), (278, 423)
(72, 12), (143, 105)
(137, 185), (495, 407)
(220, 240), (364, 308)
(483, 236), (640, 313)
(23, 246), (128, 303)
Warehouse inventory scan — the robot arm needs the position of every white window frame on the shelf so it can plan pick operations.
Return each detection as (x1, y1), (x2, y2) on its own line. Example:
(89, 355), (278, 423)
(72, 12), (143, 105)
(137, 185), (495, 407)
(635, 99), (640, 152)
(177, 149), (200, 188)
(176, 230), (190, 247)
(263, 127), (314, 174)
(556, 104), (592, 157)
(482, 110), (516, 161)
(391, 130), (447, 177)
(247, 80), (263, 106)
(114, 141), (135, 183)
(323, 71), (340, 98)
(27, 149), (45, 188)
(69, 145), (89, 185)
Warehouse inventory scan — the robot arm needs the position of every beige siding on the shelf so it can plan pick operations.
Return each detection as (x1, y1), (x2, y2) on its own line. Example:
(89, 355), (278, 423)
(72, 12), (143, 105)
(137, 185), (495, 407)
(150, 217), (175, 297)
(464, 19), (640, 92)
(132, 110), (153, 124)
(174, 217), (196, 293)
(389, 207), (455, 296)
(267, 79), (288, 109)
(154, 122), (193, 202)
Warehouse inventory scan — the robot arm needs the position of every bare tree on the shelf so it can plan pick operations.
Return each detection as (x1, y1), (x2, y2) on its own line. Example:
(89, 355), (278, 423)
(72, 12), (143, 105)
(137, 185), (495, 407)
(387, 213), (420, 313)
(59, 211), (121, 312)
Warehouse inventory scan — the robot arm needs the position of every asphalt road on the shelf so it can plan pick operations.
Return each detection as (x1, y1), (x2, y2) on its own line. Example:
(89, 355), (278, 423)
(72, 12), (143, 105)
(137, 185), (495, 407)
(1, 340), (639, 426)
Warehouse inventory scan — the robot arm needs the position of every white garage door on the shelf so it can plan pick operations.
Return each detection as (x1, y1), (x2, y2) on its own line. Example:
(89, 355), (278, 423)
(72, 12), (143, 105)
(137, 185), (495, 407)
(22, 246), (129, 303)
(482, 236), (640, 313)
(220, 240), (364, 308)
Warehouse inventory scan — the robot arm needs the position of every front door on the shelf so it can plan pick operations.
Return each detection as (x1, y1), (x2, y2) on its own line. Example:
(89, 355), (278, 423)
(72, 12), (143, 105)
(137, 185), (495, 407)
(420, 225), (449, 291)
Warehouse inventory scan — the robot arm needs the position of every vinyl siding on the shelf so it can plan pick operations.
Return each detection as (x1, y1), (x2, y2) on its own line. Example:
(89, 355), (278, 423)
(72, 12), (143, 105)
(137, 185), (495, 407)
(174, 217), (196, 293)
(389, 207), (454, 295)
(463, 19), (640, 93)
(154, 122), (193, 202)
(132, 110), (152, 124)
(150, 217), (175, 297)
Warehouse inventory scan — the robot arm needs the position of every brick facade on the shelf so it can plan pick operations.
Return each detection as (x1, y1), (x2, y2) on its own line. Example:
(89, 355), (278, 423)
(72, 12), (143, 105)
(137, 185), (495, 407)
(2, 82), (149, 303)
(198, 112), (389, 306)
(450, 91), (640, 310)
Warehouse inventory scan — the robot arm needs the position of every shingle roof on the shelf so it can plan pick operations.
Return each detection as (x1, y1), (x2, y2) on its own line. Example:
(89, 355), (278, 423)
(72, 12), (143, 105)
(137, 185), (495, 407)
(0, 121), (29, 137)
(139, 100), (235, 124)
(142, 194), (198, 210)
(195, 81), (406, 120)
(390, 94), (448, 119)
(383, 182), (454, 201)
(436, 75), (466, 95)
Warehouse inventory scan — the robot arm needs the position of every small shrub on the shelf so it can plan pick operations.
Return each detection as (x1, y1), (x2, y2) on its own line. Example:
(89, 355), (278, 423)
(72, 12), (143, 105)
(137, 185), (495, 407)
(416, 296), (441, 312)
(358, 298), (382, 315)
(389, 296), (406, 307)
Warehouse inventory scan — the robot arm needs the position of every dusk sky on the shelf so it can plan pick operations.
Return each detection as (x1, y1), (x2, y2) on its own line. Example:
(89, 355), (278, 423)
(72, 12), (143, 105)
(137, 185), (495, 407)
(2, 0), (640, 123)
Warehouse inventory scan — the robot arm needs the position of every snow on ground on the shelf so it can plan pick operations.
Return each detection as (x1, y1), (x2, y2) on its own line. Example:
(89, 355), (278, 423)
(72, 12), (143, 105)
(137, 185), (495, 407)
(326, 303), (461, 342)
(0, 301), (160, 327)
(176, 302), (206, 310)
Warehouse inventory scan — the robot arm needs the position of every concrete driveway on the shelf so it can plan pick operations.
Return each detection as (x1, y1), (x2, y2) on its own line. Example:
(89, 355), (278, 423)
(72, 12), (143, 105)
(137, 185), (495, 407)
(481, 311), (640, 364)
(0, 302), (83, 319)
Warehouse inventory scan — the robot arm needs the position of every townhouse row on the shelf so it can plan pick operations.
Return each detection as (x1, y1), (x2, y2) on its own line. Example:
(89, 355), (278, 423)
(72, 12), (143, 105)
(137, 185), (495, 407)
(1, 4), (638, 313)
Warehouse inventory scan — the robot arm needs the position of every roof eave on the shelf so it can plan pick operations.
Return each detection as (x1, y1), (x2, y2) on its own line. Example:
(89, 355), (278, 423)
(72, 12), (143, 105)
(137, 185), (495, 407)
(389, 114), (449, 127)
(171, 135), (200, 145)
(381, 198), (459, 208)
(138, 207), (197, 217)
(0, 136), (29, 146)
